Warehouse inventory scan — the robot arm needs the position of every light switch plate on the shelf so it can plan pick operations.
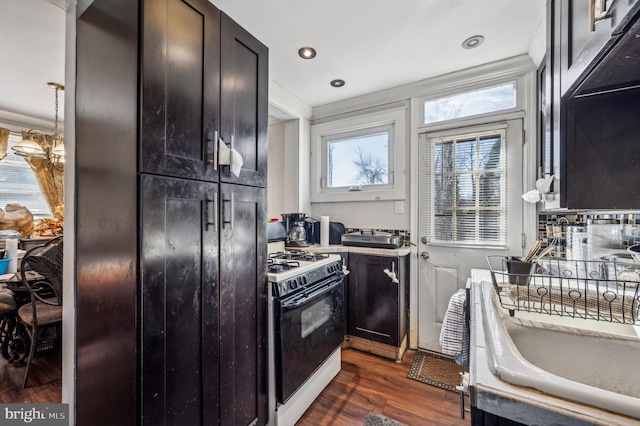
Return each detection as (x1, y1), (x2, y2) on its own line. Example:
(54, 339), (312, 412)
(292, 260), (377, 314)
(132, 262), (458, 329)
(394, 201), (404, 214)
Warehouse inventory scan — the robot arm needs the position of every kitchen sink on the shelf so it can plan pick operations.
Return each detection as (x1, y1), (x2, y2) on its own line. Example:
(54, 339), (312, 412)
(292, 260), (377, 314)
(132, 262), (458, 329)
(480, 280), (640, 420)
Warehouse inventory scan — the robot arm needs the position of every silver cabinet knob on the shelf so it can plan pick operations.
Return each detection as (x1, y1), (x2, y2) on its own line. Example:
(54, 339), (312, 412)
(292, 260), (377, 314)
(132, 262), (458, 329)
(420, 252), (429, 260)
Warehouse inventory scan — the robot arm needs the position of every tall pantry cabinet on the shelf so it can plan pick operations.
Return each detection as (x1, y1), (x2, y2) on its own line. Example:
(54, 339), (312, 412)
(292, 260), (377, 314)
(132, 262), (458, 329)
(75, 0), (268, 424)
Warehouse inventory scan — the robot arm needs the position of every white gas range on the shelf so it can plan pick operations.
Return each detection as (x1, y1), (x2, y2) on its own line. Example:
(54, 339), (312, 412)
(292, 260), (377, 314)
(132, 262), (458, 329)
(266, 250), (345, 426)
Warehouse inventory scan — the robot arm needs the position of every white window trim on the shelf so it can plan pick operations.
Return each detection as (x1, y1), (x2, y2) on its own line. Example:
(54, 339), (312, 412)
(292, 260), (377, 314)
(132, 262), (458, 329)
(310, 107), (406, 203)
(416, 75), (526, 131)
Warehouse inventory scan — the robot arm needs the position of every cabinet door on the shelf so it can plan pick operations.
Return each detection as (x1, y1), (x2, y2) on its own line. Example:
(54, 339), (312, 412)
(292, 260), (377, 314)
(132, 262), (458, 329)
(142, 0), (220, 181)
(348, 254), (400, 347)
(140, 174), (219, 425)
(219, 184), (267, 425)
(220, 13), (269, 187)
(557, 0), (639, 94)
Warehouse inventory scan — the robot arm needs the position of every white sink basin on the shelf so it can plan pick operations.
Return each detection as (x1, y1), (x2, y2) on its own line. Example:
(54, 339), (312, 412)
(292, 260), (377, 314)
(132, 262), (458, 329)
(480, 280), (640, 420)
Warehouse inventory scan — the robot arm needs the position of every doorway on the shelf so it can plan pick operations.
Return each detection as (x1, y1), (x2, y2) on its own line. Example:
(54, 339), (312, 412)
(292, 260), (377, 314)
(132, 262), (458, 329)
(417, 120), (523, 351)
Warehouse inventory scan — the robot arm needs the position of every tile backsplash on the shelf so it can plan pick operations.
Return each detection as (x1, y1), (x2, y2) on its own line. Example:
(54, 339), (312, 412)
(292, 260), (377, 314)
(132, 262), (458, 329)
(538, 212), (640, 259)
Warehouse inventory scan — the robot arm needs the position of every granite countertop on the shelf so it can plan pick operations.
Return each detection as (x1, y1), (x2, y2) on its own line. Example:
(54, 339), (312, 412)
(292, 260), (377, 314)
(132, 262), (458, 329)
(305, 244), (411, 257)
(470, 269), (640, 426)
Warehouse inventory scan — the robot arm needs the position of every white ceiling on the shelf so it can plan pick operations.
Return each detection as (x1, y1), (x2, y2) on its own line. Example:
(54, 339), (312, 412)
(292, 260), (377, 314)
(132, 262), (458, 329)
(0, 0), (66, 128)
(0, 0), (546, 128)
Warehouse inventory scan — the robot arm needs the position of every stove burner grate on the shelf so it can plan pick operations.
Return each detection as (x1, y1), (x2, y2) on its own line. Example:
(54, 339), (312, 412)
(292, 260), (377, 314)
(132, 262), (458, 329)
(268, 251), (330, 262)
(267, 259), (300, 273)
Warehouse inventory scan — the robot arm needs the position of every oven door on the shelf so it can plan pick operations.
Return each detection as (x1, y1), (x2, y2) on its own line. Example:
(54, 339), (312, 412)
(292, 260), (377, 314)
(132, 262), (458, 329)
(275, 275), (344, 404)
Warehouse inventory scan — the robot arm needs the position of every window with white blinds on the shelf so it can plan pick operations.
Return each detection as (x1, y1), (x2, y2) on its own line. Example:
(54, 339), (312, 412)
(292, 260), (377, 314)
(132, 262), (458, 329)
(0, 133), (52, 218)
(429, 129), (506, 246)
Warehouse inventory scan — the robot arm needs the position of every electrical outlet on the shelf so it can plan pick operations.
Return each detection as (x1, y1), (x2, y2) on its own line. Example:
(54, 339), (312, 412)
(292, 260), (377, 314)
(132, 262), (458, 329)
(394, 201), (404, 214)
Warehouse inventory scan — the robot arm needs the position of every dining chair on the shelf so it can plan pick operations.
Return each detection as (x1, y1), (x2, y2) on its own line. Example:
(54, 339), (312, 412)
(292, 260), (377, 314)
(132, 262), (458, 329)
(0, 290), (17, 360)
(17, 236), (63, 388)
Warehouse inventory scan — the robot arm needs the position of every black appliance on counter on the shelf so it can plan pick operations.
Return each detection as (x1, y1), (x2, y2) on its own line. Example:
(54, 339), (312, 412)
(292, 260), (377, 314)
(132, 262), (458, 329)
(304, 218), (320, 244)
(303, 218), (346, 245)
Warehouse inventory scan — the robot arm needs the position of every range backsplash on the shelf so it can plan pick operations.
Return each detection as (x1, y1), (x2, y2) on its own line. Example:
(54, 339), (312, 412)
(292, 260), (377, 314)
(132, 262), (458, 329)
(538, 212), (640, 259)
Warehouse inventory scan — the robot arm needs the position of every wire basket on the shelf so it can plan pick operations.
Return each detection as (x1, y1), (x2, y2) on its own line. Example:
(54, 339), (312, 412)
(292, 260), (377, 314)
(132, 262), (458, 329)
(486, 255), (640, 324)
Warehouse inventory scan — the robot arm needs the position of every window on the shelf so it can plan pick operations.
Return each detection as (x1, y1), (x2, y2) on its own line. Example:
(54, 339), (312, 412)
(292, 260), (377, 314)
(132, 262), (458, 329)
(430, 129), (506, 245)
(311, 107), (406, 202)
(325, 124), (391, 188)
(423, 82), (516, 124)
(0, 133), (52, 218)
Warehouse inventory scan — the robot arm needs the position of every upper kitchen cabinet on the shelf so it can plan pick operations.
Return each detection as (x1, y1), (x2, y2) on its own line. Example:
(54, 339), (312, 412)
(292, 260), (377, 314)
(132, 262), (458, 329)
(561, 5), (640, 209)
(556, 0), (639, 96)
(141, 0), (221, 182)
(220, 13), (269, 187)
(542, 0), (640, 209)
(140, 5), (268, 188)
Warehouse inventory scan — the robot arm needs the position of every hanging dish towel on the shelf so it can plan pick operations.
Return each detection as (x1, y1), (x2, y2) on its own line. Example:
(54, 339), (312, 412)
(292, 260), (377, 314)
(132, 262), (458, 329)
(218, 138), (244, 177)
(439, 286), (469, 366)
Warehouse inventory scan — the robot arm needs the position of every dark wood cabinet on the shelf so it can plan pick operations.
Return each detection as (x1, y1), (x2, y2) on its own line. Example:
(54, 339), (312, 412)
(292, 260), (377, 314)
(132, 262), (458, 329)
(220, 14), (269, 188)
(141, 0), (221, 182)
(140, 174), (220, 425)
(543, 0), (640, 209)
(347, 253), (408, 361)
(140, 5), (268, 188)
(76, 0), (268, 424)
(558, 0), (612, 95)
(219, 184), (267, 426)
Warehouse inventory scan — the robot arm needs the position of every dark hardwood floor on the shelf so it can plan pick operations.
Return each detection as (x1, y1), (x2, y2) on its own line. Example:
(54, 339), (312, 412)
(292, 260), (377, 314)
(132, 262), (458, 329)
(0, 344), (470, 426)
(0, 348), (61, 403)
(298, 348), (471, 426)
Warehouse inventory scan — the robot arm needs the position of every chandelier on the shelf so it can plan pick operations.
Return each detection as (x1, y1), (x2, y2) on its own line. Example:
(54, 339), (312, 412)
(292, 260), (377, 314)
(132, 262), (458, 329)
(12, 82), (65, 169)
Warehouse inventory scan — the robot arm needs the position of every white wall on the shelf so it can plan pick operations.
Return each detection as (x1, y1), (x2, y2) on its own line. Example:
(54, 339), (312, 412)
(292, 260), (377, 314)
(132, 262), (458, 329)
(267, 121), (285, 219)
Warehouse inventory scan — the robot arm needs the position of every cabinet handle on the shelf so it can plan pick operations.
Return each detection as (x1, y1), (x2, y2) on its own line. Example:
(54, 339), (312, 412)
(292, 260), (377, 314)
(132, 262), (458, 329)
(208, 130), (218, 170)
(223, 192), (234, 230)
(213, 130), (218, 170)
(204, 196), (218, 232)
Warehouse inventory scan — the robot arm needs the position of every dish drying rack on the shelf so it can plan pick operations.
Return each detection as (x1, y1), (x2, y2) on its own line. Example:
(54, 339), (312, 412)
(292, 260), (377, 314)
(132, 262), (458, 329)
(486, 255), (640, 324)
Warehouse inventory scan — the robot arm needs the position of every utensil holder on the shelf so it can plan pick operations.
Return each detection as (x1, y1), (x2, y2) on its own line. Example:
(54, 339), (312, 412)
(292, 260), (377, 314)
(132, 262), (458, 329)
(504, 257), (535, 286)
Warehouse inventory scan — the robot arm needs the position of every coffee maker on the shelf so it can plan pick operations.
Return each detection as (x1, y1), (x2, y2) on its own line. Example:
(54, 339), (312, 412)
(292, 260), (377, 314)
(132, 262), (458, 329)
(282, 213), (310, 248)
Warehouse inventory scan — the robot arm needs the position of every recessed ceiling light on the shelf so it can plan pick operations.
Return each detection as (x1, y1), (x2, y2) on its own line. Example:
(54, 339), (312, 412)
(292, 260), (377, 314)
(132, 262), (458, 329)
(462, 35), (485, 49)
(298, 47), (316, 59)
(330, 79), (345, 88)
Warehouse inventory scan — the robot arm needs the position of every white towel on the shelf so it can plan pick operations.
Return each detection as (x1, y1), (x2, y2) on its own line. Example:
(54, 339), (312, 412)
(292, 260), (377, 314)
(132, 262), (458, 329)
(218, 138), (244, 177)
(439, 288), (467, 364)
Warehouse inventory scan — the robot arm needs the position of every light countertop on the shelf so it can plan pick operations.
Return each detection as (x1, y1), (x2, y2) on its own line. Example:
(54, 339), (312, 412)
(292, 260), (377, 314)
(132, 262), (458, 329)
(304, 244), (411, 257)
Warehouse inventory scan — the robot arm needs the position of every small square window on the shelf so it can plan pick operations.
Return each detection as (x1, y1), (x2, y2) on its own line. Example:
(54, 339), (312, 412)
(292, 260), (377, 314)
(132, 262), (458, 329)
(310, 107), (406, 203)
(325, 126), (390, 188)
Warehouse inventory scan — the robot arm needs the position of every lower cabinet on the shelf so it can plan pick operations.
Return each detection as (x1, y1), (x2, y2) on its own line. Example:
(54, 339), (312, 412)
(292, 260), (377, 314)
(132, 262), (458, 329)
(140, 176), (267, 425)
(347, 253), (409, 361)
(140, 175), (220, 425)
(219, 184), (268, 426)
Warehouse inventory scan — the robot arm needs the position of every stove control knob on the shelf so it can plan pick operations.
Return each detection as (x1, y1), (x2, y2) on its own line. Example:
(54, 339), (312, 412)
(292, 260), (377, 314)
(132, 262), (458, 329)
(289, 280), (296, 290)
(302, 276), (307, 285)
(298, 277), (305, 287)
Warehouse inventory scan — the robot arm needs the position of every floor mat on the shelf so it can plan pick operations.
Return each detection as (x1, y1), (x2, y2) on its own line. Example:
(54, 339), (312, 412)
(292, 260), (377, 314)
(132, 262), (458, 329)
(407, 350), (468, 392)
(363, 411), (407, 426)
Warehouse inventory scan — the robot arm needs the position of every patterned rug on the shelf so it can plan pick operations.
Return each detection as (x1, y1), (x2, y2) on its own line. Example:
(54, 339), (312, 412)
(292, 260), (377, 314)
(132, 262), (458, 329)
(363, 411), (407, 426)
(407, 350), (468, 392)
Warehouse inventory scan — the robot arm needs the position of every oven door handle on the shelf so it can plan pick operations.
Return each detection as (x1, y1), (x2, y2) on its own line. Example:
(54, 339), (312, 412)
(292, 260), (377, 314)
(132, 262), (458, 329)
(281, 278), (343, 312)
